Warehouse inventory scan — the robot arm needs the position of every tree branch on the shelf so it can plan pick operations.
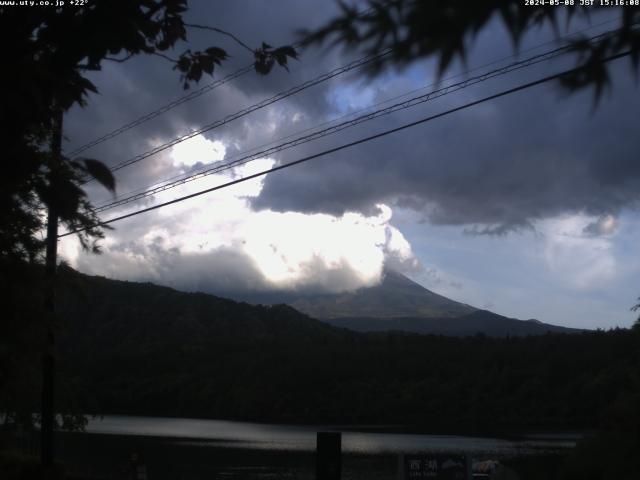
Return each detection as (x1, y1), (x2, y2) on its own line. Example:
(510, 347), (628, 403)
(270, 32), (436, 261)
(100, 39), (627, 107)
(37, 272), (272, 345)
(104, 53), (134, 63)
(151, 51), (178, 63)
(184, 23), (254, 53)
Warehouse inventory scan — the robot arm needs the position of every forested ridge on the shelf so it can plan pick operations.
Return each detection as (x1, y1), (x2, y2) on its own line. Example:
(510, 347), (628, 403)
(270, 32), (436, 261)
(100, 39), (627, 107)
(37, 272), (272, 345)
(43, 267), (639, 433)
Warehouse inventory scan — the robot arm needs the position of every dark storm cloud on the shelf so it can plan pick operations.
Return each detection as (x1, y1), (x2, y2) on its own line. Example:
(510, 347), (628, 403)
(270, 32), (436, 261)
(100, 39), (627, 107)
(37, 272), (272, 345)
(55, 2), (640, 328)
(63, 1), (640, 236)
(253, 57), (640, 232)
(62, 0), (350, 204)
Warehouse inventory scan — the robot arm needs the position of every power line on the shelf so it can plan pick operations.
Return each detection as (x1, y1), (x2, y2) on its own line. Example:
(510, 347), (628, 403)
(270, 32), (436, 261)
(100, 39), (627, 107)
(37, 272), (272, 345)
(92, 18), (625, 212)
(91, 28), (618, 214)
(59, 50), (631, 239)
(66, 3), (389, 159)
(99, 49), (393, 176)
(67, 64), (255, 158)
(74, 15), (619, 177)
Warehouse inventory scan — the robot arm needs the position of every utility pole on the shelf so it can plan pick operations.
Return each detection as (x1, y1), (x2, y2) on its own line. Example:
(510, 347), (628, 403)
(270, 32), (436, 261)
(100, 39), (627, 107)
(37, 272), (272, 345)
(42, 107), (63, 467)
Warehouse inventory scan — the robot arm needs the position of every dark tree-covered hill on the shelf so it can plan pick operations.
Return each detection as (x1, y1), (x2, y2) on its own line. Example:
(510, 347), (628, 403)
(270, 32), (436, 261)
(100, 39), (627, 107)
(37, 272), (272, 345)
(45, 267), (640, 433)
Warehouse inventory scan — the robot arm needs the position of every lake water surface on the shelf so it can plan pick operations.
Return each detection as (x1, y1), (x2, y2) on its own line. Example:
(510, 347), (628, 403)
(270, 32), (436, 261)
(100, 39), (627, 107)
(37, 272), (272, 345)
(50, 416), (579, 479)
(84, 415), (578, 455)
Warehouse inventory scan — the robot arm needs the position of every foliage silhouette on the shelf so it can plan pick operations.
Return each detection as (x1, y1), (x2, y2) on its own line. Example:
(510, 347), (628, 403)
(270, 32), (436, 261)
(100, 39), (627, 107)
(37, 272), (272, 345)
(0, 0), (297, 263)
(46, 268), (640, 434)
(301, 1), (640, 101)
(0, 0), (296, 436)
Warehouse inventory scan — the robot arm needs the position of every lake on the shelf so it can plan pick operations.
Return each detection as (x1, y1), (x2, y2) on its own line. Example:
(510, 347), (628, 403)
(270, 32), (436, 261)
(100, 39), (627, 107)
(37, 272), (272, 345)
(52, 415), (579, 479)
(82, 415), (578, 454)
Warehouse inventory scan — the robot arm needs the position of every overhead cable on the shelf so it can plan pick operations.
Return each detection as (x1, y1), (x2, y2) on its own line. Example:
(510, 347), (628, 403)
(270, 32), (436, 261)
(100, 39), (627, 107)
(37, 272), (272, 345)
(58, 50), (631, 238)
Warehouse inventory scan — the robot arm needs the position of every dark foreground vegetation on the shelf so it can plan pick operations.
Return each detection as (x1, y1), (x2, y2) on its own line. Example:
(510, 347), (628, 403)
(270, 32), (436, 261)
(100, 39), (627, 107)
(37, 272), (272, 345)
(3, 264), (638, 430)
(64, 320), (638, 433)
(2, 264), (640, 479)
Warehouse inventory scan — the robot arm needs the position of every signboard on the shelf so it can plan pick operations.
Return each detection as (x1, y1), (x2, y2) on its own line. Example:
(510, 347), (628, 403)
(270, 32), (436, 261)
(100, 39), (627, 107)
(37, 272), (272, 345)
(402, 453), (470, 480)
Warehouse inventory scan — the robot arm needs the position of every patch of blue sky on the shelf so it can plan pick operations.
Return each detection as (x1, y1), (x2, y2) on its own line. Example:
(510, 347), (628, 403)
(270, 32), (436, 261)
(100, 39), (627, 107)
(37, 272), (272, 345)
(392, 206), (640, 329)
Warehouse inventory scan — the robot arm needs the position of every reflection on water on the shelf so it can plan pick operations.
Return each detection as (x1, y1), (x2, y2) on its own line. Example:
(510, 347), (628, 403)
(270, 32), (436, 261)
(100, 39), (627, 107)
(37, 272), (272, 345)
(85, 415), (578, 454)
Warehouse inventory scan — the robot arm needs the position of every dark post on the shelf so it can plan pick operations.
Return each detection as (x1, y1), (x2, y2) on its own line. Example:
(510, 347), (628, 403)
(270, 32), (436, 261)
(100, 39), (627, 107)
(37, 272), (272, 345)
(316, 431), (341, 480)
(41, 108), (63, 467)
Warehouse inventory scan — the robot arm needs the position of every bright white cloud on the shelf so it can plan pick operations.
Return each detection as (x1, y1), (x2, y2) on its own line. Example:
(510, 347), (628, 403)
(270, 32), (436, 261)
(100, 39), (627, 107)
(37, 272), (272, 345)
(239, 207), (394, 291)
(171, 134), (226, 167)
(61, 137), (419, 295)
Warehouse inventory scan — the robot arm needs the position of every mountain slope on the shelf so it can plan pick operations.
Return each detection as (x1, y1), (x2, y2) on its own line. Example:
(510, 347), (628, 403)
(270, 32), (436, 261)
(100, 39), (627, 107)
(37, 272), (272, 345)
(287, 270), (476, 319)
(278, 270), (580, 336)
(325, 310), (581, 337)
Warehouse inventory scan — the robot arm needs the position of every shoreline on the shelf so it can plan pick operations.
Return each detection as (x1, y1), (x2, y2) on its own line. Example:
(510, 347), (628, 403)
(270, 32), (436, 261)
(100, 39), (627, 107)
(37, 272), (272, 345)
(80, 412), (589, 443)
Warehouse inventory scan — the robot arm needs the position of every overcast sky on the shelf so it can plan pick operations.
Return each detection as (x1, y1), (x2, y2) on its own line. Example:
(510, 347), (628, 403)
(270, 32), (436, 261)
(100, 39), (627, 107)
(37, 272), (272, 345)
(59, 1), (640, 330)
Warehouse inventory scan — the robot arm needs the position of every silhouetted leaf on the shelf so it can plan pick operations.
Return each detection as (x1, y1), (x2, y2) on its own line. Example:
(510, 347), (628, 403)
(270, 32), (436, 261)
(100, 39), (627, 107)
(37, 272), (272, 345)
(300, 0), (640, 98)
(254, 43), (298, 75)
(82, 159), (116, 193)
(206, 47), (228, 61)
(175, 56), (190, 72)
(200, 55), (214, 75)
(274, 46), (298, 60)
(58, 187), (83, 221)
